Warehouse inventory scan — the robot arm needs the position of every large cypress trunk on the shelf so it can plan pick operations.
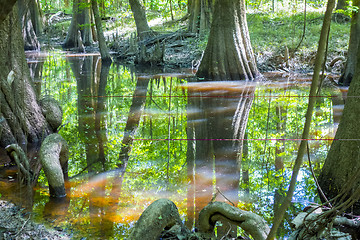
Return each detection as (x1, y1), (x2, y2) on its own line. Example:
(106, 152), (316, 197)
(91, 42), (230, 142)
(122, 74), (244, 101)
(196, 0), (258, 81)
(63, 0), (93, 49)
(0, 0), (18, 23)
(318, 52), (360, 214)
(338, 0), (360, 86)
(0, 5), (53, 186)
(18, 0), (40, 51)
(0, 5), (51, 150)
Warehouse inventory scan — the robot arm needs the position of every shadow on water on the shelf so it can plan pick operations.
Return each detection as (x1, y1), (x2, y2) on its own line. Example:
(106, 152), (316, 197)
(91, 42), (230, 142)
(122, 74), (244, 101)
(0, 51), (347, 239)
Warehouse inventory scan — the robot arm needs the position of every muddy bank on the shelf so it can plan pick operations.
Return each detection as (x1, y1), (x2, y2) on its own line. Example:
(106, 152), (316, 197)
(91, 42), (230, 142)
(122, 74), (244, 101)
(0, 200), (69, 240)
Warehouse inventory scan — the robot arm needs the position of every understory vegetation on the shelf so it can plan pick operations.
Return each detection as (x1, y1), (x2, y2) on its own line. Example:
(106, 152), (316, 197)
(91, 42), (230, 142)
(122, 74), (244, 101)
(42, 1), (351, 73)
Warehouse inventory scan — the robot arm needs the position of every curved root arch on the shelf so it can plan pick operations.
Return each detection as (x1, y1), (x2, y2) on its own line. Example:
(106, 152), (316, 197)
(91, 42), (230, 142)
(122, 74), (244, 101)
(128, 199), (270, 240)
(128, 199), (190, 240)
(198, 201), (270, 240)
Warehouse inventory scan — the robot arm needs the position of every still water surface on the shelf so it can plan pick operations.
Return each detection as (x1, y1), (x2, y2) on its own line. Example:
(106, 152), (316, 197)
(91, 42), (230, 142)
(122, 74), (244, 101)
(0, 51), (346, 239)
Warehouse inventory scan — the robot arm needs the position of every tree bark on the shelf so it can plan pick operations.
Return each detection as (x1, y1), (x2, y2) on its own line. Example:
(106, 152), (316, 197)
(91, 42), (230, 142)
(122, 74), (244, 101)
(29, 0), (43, 35)
(79, 0), (93, 46)
(188, 0), (213, 35)
(63, 0), (93, 49)
(338, 0), (360, 86)
(18, 0), (40, 50)
(318, 40), (360, 215)
(198, 201), (270, 240)
(196, 0), (258, 81)
(0, 0), (18, 24)
(40, 134), (69, 198)
(91, 0), (112, 62)
(128, 199), (187, 240)
(129, 0), (152, 39)
(0, 5), (51, 150)
(0, 5), (55, 188)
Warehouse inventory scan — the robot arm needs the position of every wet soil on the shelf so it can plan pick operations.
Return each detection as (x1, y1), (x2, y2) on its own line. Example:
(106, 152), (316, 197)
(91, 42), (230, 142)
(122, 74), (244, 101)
(0, 200), (69, 240)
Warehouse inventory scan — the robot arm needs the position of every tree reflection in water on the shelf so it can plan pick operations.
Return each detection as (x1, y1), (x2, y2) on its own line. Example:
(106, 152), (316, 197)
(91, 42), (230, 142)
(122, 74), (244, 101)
(186, 80), (256, 237)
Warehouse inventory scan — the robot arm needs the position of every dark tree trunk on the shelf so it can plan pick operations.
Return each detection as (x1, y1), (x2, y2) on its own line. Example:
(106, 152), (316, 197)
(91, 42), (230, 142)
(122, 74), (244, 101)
(91, 0), (112, 62)
(29, 0), (43, 35)
(0, 5), (53, 186)
(188, 0), (213, 35)
(129, 0), (152, 39)
(79, 0), (93, 46)
(196, 0), (258, 81)
(338, 0), (360, 86)
(0, 5), (51, 149)
(18, 0), (40, 51)
(63, 0), (93, 49)
(318, 44), (360, 214)
(336, 0), (346, 10)
(0, 0), (18, 24)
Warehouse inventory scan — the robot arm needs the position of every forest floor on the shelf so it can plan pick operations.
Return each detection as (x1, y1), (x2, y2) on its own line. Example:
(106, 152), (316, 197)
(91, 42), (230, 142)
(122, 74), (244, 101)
(0, 200), (69, 239)
(43, 10), (351, 76)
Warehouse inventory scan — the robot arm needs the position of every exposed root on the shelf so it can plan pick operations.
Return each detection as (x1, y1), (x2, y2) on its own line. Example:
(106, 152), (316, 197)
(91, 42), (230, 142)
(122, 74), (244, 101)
(129, 199), (270, 240)
(5, 144), (32, 184)
(127, 199), (190, 240)
(198, 201), (270, 240)
(39, 133), (69, 198)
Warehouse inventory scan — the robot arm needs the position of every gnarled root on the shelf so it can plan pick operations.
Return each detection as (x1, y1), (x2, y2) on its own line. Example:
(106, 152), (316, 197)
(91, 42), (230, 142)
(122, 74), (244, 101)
(127, 199), (190, 240)
(5, 144), (32, 184)
(39, 96), (63, 132)
(39, 133), (69, 198)
(289, 207), (359, 239)
(198, 201), (270, 240)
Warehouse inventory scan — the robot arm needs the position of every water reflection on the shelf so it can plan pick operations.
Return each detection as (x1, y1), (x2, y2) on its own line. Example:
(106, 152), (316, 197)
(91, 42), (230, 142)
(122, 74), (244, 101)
(0, 51), (348, 239)
(185, 80), (255, 237)
(68, 54), (110, 172)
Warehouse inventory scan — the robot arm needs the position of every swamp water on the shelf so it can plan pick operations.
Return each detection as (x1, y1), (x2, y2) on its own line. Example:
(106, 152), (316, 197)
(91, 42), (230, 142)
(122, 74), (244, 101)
(0, 51), (346, 239)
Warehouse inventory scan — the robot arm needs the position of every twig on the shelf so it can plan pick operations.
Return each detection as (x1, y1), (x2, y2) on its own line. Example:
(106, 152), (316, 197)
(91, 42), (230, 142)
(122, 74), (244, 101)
(306, 142), (332, 208)
(220, 222), (233, 240)
(292, 0), (307, 57)
(14, 214), (31, 237)
(216, 188), (235, 206)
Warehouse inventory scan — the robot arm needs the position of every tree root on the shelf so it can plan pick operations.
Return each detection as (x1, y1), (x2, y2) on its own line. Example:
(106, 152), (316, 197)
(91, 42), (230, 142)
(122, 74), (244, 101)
(128, 199), (270, 240)
(289, 206), (360, 239)
(127, 199), (190, 240)
(39, 133), (69, 198)
(198, 201), (270, 240)
(5, 133), (69, 198)
(5, 144), (32, 184)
